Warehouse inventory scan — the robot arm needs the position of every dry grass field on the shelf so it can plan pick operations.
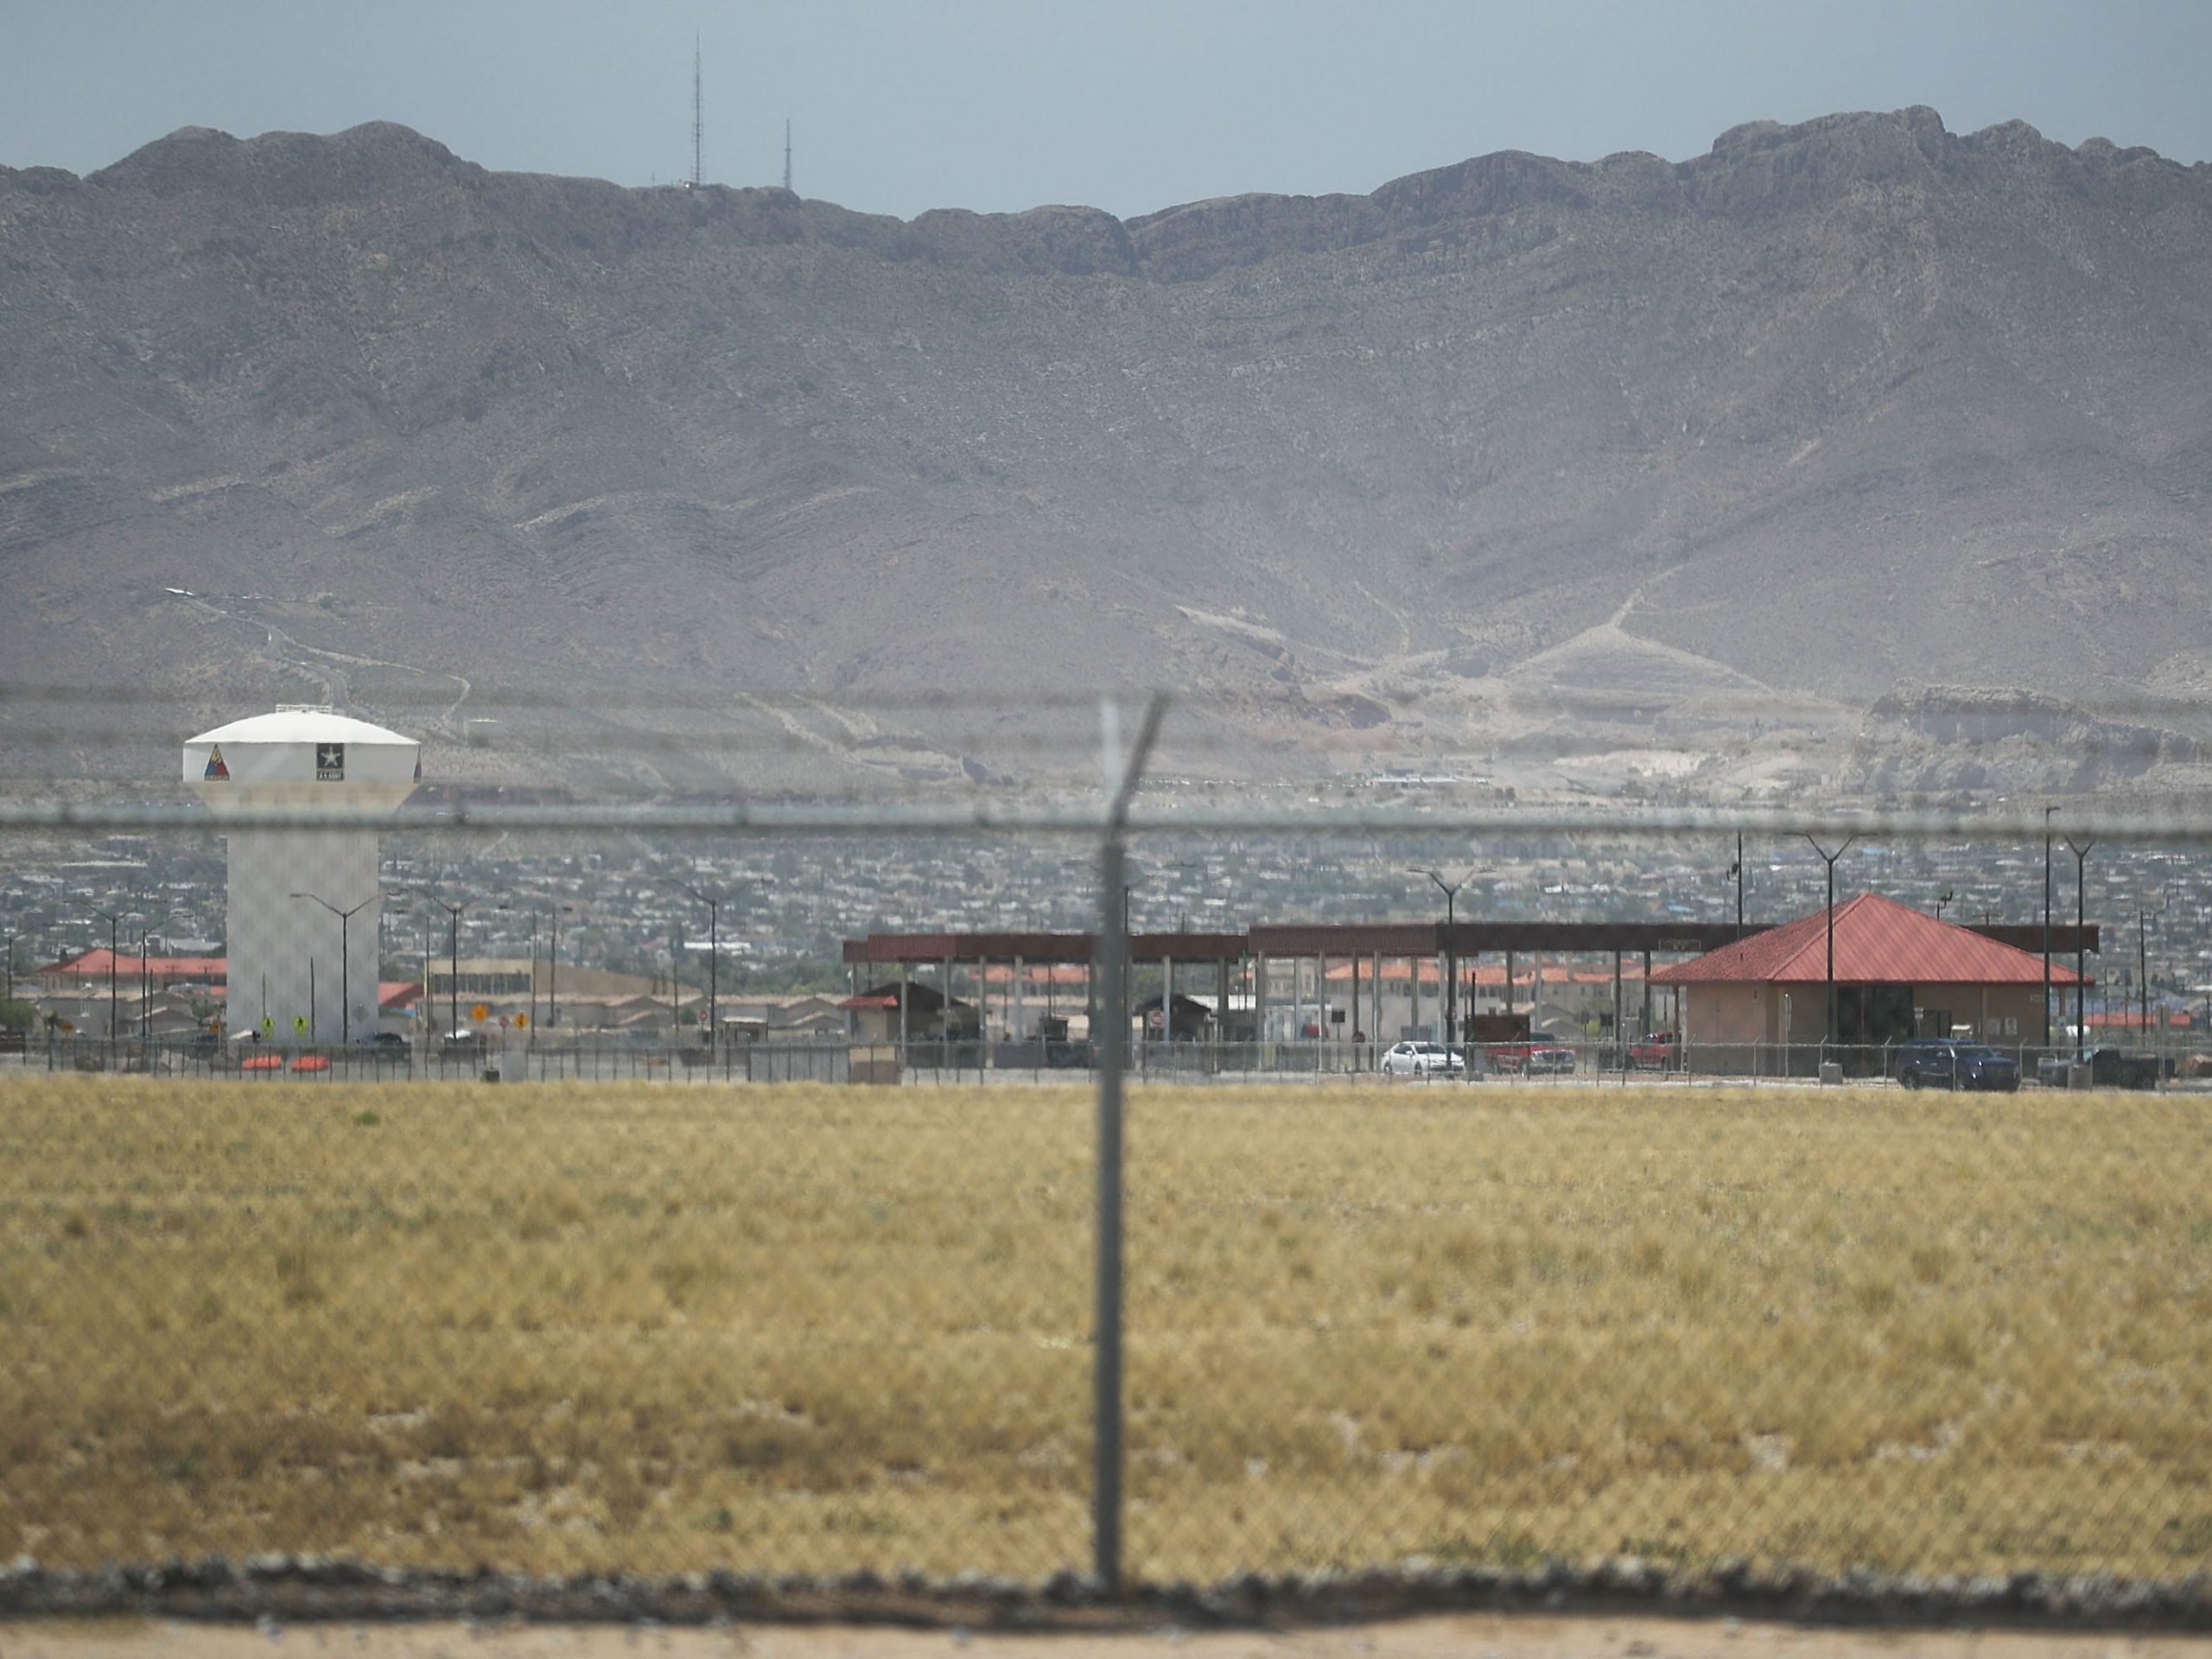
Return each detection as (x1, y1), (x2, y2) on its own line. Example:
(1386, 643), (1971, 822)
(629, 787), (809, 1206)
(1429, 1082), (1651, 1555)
(3, 1076), (2209, 1585)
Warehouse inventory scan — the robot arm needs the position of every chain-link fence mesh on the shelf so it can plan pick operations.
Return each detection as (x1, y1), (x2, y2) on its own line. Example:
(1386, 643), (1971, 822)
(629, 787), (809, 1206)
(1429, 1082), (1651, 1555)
(1123, 1084), (2212, 1581)
(0, 1074), (1091, 1577)
(6, 802), (2212, 1595)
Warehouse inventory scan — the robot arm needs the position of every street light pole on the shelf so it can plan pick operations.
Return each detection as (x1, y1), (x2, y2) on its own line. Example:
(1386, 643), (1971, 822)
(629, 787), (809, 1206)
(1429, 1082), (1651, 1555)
(2043, 805), (2059, 1051)
(135, 921), (163, 1049)
(88, 905), (134, 1050)
(1410, 867), (1475, 1049)
(549, 905), (575, 1028)
(499, 903), (540, 1033)
(411, 893), (473, 1048)
(1727, 833), (1745, 941)
(2065, 835), (2095, 1060)
(2139, 906), (2152, 1043)
(1804, 835), (1858, 1053)
(666, 880), (722, 1048)
(291, 890), (381, 1046)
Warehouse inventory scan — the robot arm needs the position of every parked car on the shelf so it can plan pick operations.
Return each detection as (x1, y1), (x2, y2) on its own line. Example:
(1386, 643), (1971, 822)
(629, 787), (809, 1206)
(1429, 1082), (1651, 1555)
(1488, 1035), (1577, 1075)
(2035, 1046), (2163, 1090)
(1896, 1039), (2020, 1092)
(1379, 1039), (1465, 1077)
(362, 1032), (411, 1059)
(1628, 1031), (1680, 1071)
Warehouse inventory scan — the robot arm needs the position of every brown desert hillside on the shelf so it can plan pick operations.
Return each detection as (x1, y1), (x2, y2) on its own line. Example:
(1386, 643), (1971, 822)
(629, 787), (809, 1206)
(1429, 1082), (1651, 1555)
(3, 106), (2208, 796)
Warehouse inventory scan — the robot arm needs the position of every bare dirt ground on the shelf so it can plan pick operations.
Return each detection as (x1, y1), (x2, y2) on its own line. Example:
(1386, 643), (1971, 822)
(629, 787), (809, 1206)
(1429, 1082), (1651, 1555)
(7, 1617), (2212, 1659)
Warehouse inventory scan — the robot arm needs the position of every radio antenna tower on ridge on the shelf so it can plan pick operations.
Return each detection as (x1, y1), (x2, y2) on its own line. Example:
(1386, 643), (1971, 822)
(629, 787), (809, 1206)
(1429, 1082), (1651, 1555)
(689, 30), (704, 188)
(783, 118), (792, 194)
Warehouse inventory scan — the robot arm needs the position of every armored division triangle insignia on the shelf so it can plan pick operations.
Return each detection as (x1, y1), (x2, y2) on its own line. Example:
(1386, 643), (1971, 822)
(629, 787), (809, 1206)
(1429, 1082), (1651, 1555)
(204, 746), (230, 780)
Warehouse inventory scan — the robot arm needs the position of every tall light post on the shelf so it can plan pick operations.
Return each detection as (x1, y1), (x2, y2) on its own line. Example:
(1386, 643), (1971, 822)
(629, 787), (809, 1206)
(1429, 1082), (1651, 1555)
(88, 904), (137, 1049)
(665, 880), (723, 1047)
(1726, 833), (1745, 941)
(1, 928), (25, 1048)
(1409, 867), (1476, 1049)
(549, 904), (575, 1029)
(497, 902), (539, 1033)
(412, 892), (473, 1047)
(290, 890), (382, 1046)
(2139, 905), (2152, 1042)
(1804, 835), (1858, 1052)
(2064, 834), (2095, 1059)
(134, 918), (165, 1046)
(2043, 805), (2060, 1051)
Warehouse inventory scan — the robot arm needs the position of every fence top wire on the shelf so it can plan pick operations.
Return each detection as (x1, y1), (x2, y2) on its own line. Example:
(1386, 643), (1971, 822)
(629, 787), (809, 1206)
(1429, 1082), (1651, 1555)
(5, 798), (2212, 842)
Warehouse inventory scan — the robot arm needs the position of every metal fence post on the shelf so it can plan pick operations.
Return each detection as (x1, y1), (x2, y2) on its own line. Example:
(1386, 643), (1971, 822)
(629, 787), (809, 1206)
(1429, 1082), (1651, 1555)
(1093, 831), (1128, 1592)
(1093, 695), (1165, 1595)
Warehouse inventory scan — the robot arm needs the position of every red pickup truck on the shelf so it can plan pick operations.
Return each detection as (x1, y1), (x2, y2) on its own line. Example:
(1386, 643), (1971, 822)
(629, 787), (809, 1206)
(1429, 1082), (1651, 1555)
(1628, 1031), (1680, 1071)
(1490, 1036), (1577, 1075)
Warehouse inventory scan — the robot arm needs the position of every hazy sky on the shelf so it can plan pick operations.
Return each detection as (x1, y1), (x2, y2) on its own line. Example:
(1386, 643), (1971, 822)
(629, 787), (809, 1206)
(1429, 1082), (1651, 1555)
(5, 0), (2208, 221)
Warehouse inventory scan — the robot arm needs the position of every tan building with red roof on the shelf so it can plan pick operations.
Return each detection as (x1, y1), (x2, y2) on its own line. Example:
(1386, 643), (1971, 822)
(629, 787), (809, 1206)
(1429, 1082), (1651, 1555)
(35, 948), (227, 992)
(1650, 893), (2085, 1074)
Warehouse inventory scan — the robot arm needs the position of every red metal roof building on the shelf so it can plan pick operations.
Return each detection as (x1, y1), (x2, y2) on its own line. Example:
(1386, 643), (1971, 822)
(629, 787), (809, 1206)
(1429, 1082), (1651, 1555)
(35, 949), (227, 990)
(1651, 893), (2086, 1069)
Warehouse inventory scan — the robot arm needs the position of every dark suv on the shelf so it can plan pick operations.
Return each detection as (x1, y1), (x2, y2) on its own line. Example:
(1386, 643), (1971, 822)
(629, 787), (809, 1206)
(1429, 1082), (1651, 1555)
(1896, 1039), (2019, 1092)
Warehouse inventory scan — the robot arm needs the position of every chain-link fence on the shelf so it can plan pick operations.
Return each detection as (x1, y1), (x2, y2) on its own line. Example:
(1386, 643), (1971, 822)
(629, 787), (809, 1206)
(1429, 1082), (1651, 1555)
(6, 789), (2212, 1599)
(0, 1070), (1094, 1579)
(1122, 1083), (2212, 1582)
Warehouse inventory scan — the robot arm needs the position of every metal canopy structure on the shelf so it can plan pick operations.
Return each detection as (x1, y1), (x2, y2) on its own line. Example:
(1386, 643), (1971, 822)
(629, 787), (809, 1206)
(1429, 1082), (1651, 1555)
(844, 919), (2099, 965)
(842, 931), (1248, 965)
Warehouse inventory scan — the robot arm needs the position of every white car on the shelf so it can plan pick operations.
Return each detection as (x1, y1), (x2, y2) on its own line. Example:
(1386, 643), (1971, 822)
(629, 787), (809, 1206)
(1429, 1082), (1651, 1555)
(1379, 1039), (1465, 1077)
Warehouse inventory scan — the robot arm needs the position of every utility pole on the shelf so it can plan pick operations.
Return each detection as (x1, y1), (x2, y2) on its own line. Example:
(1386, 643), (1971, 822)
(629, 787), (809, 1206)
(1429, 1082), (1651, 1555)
(783, 118), (792, 193)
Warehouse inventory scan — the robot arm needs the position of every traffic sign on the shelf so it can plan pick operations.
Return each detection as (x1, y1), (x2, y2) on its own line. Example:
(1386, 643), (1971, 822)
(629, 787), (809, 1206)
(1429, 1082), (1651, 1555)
(471, 1003), (489, 1023)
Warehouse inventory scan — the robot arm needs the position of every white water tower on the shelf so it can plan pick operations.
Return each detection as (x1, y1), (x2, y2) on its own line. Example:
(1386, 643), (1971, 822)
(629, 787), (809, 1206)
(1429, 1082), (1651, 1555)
(183, 709), (420, 1045)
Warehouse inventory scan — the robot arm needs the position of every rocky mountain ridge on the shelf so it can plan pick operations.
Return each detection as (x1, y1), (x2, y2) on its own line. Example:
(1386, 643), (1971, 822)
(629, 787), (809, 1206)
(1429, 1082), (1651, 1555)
(3, 106), (2209, 798)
